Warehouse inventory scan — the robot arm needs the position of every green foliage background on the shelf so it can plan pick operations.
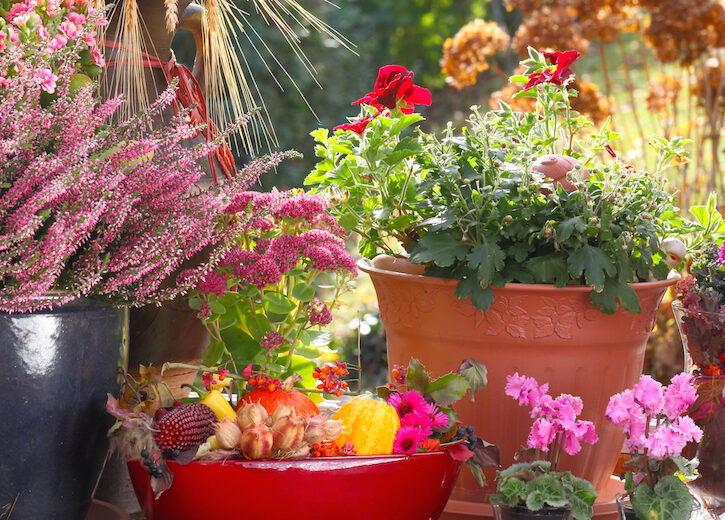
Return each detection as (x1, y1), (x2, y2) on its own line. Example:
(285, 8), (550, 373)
(173, 0), (516, 189)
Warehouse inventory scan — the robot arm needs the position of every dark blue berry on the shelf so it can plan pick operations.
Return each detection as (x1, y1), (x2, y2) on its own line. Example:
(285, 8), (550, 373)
(142, 457), (152, 466)
(466, 426), (474, 434)
(140, 449), (149, 458)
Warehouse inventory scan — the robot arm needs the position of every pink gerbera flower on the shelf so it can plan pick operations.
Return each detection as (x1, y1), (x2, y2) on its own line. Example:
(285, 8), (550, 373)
(392, 426), (427, 455)
(387, 390), (428, 419)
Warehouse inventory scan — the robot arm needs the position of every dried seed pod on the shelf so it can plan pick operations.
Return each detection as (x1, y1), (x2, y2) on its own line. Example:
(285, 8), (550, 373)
(236, 402), (269, 431)
(239, 424), (273, 460)
(272, 415), (305, 450)
(214, 419), (242, 449)
(304, 415), (344, 444)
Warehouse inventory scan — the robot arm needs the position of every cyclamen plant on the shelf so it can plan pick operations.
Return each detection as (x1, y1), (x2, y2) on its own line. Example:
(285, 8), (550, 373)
(605, 374), (702, 520)
(0, 29), (296, 312)
(181, 190), (357, 397)
(379, 358), (500, 486)
(491, 373), (598, 520)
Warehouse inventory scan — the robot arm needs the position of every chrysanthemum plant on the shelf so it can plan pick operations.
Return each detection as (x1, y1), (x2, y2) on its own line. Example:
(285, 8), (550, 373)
(175, 190), (358, 398)
(0, 13), (298, 313)
(306, 49), (697, 314)
(490, 373), (599, 520)
(605, 374), (702, 520)
(378, 358), (501, 486)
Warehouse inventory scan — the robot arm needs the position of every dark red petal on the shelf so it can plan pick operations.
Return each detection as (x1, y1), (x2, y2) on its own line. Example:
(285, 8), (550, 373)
(406, 85), (431, 106)
(555, 50), (581, 72)
(375, 65), (412, 89)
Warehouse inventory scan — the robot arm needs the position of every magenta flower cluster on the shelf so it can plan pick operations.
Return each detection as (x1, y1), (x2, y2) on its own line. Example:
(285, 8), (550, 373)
(505, 373), (598, 457)
(0, 46), (294, 312)
(388, 390), (448, 454)
(605, 374), (702, 462)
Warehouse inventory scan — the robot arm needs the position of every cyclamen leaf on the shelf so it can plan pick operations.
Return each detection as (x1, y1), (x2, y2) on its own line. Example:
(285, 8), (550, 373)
(632, 476), (693, 520)
(567, 245), (616, 290)
(568, 477), (597, 520)
(499, 478), (527, 507)
(525, 475), (567, 510)
(409, 232), (470, 267)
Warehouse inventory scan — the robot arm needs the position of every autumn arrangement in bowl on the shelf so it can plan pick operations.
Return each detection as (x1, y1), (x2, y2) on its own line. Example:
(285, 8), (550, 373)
(107, 356), (499, 520)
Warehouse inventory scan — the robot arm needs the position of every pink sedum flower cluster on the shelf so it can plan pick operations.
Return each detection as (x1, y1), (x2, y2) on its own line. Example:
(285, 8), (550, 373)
(605, 373), (702, 461)
(506, 373), (598, 457)
(388, 390), (448, 454)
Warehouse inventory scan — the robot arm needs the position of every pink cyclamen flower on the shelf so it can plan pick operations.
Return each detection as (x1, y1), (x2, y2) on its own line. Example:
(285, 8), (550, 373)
(663, 372), (698, 421)
(392, 426), (427, 455)
(387, 390), (428, 419)
(527, 418), (556, 451)
(632, 375), (665, 416)
(36, 68), (58, 93)
(505, 372), (549, 408)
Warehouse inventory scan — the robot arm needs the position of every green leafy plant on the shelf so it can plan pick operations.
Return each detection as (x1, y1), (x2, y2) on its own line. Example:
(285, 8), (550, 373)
(307, 49), (696, 314)
(180, 190), (357, 397)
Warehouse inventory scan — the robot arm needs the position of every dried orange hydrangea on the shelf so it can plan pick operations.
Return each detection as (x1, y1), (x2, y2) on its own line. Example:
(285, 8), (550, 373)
(512, 6), (589, 57)
(646, 75), (682, 113)
(577, 5), (640, 42)
(643, 0), (725, 64)
(441, 19), (511, 89)
(569, 79), (613, 124)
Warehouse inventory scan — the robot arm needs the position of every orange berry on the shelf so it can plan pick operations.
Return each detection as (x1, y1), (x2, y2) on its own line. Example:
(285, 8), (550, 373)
(267, 384), (276, 392)
(249, 379), (257, 387)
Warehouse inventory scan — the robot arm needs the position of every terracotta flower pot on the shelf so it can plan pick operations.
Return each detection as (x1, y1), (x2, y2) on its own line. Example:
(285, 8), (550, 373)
(127, 452), (462, 520)
(360, 255), (673, 506)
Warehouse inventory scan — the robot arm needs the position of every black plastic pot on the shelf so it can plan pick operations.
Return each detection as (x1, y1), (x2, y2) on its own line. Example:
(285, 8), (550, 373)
(0, 297), (128, 520)
(494, 505), (571, 520)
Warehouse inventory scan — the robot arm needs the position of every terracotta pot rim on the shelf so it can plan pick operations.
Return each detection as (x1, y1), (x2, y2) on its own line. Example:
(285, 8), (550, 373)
(358, 256), (676, 292)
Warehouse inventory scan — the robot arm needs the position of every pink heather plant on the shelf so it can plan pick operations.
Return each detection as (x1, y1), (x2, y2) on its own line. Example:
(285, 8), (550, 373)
(184, 190), (357, 397)
(605, 373), (701, 520)
(0, 36), (297, 313)
(506, 372), (598, 464)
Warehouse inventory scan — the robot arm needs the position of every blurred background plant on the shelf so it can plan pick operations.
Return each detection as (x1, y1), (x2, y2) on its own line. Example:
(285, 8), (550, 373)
(165, 0), (725, 388)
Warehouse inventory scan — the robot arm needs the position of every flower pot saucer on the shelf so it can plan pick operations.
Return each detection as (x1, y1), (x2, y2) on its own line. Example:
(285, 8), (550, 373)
(440, 475), (624, 520)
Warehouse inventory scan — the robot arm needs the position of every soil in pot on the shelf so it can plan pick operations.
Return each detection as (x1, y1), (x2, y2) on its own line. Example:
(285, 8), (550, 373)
(493, 505), (571, 520)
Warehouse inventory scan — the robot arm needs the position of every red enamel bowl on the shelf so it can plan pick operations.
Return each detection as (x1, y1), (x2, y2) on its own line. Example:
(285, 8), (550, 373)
(128, 451), (463, 520)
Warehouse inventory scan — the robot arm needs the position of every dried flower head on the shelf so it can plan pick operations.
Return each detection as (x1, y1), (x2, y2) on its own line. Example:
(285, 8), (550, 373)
(441, 19), (510, 90)
(512, 6), (590, 57)
(646, 74), (682, 114)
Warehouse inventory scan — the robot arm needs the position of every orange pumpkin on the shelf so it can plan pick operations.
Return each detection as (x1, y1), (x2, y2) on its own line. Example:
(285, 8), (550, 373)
(332, 395), (401, 455)
(238, 374), (320, 419)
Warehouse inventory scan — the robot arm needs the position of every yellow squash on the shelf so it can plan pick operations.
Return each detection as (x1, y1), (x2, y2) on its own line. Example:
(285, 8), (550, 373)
(332, 395), (400, 455)
(200, 390), (237, 421)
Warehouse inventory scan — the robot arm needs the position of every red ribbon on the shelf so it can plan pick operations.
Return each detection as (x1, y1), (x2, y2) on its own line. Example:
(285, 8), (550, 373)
(104, 40), (236, 184)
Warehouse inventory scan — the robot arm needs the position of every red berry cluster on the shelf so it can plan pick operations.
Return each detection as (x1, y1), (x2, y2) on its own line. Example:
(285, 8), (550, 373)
(313, 361), (349, 396)
(386, 365), (407, 390)
(311, 440), (340, 457)
(701, 353), (725, 376)
(247, 373), (281, 392)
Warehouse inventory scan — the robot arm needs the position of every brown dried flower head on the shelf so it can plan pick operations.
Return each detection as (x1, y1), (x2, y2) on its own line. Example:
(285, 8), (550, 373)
(441, 19), (511, 90)
(512, 6), (590, 57)
(646, 75), (682, 113)
(569, 79), (614, 124)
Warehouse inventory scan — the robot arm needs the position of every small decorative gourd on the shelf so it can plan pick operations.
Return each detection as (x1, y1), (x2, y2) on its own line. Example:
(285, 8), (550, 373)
(332, 395), (401, 455)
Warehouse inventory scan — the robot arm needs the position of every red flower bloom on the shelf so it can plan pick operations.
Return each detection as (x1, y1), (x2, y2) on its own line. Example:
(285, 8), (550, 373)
(525, 50), (581, 90)
(353, 65), (431, 114)
(333, 113), (377, 134)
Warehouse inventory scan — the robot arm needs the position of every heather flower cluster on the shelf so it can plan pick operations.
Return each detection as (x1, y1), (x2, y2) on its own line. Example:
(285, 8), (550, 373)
(0, 44), (293, 312)
(506, 373), (598, 460)
(0, 0), (106, 87)
(388, 390), (449, 454)
(605, 374), (701, 464)
(186, 190), (357, 397)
